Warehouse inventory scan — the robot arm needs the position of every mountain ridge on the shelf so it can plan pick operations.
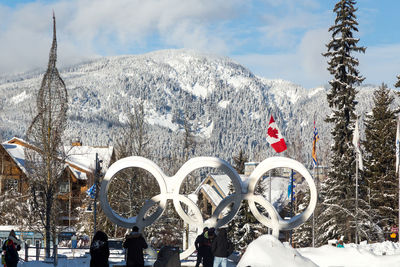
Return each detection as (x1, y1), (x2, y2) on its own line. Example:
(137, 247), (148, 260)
(0, 49), (396, 167)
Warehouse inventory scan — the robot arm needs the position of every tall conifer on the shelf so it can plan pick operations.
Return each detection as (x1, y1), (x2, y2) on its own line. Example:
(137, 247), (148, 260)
(363, 83), (397, 240)
(395, 75), (400, 88)
(318, 0), (366, 244)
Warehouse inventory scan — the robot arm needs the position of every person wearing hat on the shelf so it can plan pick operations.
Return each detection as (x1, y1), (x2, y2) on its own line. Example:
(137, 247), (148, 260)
(123, 226), (148, 267)
(2, 230), (22, 267)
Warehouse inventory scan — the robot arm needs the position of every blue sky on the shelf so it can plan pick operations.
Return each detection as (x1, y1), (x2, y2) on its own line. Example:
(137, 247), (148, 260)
(0, 0), (399, 89)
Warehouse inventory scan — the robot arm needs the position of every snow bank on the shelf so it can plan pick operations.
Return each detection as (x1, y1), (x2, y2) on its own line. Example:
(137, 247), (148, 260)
(237, 235), (317, 267)
(298, 243), (400, 267)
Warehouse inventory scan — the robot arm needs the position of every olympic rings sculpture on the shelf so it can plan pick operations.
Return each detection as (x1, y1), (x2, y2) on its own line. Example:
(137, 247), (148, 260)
(100, 156), (317, 259)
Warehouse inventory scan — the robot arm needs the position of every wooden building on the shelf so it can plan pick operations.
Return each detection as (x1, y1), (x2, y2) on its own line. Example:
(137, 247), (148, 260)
(0, 137), (115, 227)
(195, 174), (234, 219)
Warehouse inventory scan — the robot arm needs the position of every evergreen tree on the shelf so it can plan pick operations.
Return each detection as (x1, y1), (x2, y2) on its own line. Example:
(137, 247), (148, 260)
(233, 149), (248, 174)
(363, 83), (397, 239)
(228, 199), (265, 252)
(228, 157), (266, 252)
(319, 0), (366, 244)
(292, 190), (313, 247)
(395, 75), (400, 88)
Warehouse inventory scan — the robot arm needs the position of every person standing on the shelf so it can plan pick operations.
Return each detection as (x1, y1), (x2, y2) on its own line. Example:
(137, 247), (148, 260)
(123, 226), (148, 267)
(71, 234), (77, 257)
(390, 224), (399, 242)
(203, 228), (215, 267)
(90, 230), (110, 267)
(211, 228), (233, 267)
(2, 230), (22, 267)
(195, 227), (208, 267)
(153, 241), (181, 267)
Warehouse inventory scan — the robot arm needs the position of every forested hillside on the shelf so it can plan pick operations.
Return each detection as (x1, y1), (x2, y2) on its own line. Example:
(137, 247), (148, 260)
(0, 49), (397, 167)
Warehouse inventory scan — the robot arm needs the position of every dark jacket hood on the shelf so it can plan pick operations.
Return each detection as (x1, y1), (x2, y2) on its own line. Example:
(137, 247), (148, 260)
(128, 231), (142, 238)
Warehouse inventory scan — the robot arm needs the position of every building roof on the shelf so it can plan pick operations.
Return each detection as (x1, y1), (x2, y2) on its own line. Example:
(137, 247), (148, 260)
(199, 183), (223, 206)
(65, 145), (114, 175)
(1, 137), (114, 181)
(2, 140), (28, 176)
(195, 172), (293, 211)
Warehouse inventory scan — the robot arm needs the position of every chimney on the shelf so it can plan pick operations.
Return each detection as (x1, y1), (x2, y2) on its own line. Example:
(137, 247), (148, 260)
(71, 138), (82, 146)
(244, 162), (258, 176)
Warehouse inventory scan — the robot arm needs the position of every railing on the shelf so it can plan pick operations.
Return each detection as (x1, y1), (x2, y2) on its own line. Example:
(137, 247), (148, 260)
(20, 245), (210, 267)
(22, 244), (127, 265)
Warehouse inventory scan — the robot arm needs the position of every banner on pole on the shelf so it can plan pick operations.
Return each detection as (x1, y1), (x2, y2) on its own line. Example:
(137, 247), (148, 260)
(352, 118), (363, 170)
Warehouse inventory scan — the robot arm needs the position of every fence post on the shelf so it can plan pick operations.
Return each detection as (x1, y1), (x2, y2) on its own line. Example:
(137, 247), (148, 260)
(53, 244), (58, 266)
(35, 242), (40, 261)
(25, 243), (29, 261)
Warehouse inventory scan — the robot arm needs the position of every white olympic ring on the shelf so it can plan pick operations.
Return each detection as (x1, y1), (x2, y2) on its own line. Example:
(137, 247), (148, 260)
(100, 156), (317, 259)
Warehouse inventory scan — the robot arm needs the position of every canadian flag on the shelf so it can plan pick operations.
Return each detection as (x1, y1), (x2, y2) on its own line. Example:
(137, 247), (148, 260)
(266, 115), (287, 153)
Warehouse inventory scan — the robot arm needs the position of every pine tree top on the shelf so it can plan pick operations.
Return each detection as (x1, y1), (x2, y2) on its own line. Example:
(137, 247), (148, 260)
(395, 75), (400, 88)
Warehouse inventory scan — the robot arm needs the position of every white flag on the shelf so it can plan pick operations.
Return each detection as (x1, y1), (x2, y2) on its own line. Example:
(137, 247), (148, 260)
(396, 115), (400, 173)
(352, 118), (363, 170)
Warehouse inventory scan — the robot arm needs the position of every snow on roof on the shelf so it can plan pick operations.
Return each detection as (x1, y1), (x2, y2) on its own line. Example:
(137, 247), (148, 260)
(65, 146), (114, 174)
(207, 173), (250, 195)
(194, 174), (248, 207)
(195, 172), (292, 210)
(2, 137), (113, 181)
(0, 225), (22, 232)
(2, 141), (28, 175)
(199, 183), (223, 206)
(209, 174), (232, 196)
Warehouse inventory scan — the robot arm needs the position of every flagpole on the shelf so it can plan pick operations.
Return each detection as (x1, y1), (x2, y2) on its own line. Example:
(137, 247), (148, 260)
(355, 153), (359, 244)
(311, 115), (318, 248)
(353, 117), (361, 244)
(397, 115), (400, 243)
(312, 167), (315, 248)
(269, 169), (272, 235)
(266, 113), (287, 235)
(290, 169), (294, 246)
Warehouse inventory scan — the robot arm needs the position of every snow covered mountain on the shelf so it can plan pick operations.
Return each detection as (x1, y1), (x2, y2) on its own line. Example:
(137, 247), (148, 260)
(0, 49), (396, 166)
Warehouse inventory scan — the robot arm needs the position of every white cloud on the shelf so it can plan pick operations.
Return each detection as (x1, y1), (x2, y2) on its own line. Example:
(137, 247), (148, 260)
(233, 28), (331, 89)
(162, 21), (230, 54)
(256, 0), (329, 48)
(359, 44), (400, 88)
(234, 28), (400, 89)
(298, 28), (330, 82)
(0, 0), (398, 90)
(0, 0), (245, 74)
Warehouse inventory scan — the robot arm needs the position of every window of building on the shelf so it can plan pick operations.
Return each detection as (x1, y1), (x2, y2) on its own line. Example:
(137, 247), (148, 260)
(212, 185), (224, 199)
(59, 181), (70, 193)
(4, 179), (18, 192)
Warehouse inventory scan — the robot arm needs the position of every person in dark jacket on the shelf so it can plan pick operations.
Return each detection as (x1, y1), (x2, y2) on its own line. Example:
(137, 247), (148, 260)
(211, 228), (233, 267)
(153, 243), (181, 267)
(90, 230), (110, 267)
(202, 228), (215, 267)
(123, 226), (148, 267)
(194, 227), (208, 267)
(2, 230), (22, 267)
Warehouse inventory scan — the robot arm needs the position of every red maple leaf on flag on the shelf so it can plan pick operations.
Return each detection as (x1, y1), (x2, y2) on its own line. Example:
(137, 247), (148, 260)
(268, 127), (279, 139)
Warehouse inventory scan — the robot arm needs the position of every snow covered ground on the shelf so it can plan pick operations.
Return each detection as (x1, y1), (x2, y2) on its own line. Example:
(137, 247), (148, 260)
(238, 235), (400, 267)
(15, 235), (400, 266)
